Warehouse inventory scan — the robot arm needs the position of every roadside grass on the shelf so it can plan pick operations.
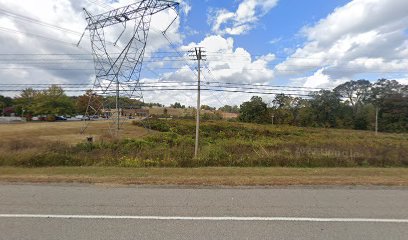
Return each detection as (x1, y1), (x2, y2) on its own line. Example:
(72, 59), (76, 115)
(0, 167), (407, 186)
(0, 119), (407, 168)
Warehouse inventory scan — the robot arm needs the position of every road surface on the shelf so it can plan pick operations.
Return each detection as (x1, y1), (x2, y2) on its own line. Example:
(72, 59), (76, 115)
(0, 184), (407, 240)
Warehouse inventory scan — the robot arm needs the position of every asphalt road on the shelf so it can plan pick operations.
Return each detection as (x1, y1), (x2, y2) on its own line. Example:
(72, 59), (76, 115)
(0, 184), (407, 240)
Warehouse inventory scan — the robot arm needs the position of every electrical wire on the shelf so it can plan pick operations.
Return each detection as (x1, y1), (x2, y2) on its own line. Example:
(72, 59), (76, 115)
(0, 7), (83, 36)
(0, 26), (78, 46)
(0, 88), (315, 97)
(85, 0), (114, 11)
(0, 81), (328, 91)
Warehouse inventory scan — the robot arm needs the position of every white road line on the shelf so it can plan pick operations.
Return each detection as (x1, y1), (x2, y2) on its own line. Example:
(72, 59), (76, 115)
(0, 214), (407, 223)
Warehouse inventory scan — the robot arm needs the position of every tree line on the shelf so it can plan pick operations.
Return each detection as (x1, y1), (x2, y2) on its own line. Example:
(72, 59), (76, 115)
(0, 78), (406, 132)
(239, 79), (408, 133)
(0, 87), (163, 118)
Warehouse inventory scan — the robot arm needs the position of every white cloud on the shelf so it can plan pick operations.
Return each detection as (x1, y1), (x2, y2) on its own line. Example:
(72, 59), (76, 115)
(154, 35), (276, 107)
(269, 37), (282, 45)
(291, 68), (348, 89)
(179, 35), (275, 84)
(0, 0), (262, 107)
(180, 1), (192, 16)
(0, 0), (184, 88)
(210, 0), (278, 35)
(275, 0), (408, 88)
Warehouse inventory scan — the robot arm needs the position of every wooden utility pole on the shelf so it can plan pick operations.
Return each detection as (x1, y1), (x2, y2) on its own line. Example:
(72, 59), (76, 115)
(190, 47), (206, 158)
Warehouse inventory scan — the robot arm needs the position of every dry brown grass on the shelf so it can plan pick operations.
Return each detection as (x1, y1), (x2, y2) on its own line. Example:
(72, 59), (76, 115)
(0, 167), (407, 186)
(0, 121), (149, 145)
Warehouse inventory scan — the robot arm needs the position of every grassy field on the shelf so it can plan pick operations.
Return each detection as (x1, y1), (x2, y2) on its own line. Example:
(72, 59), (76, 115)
(0, 120), (149, 144)
(0, 119), (407, 168)
(1, 167), (407, 186)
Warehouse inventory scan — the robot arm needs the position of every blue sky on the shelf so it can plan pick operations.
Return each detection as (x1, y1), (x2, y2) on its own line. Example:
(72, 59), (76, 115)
(183, 0), (351, 55)
(164, 0), (408, 95)
(0, 0), (407, 106)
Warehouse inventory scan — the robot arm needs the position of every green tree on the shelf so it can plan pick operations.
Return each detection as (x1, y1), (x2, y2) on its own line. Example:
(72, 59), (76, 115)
(370, 79), (403, 108)
(16, 86), (75, 117)
(297, 100), (314, 127)
(0, 95), (13, 115)
(379, 93), (408, 132)
(271, 94), (305, 125)
(239, 96), (269, 124)
(75, 90), (104, 115)
(369, 79), (406, 132)
(32, 85), (74, 116)
(309, 90), (350, 128)
(271, 94), (309, 125)
(14, 88), (39, 116)
(334, 80), (374, 130)
(334, 80), (372, 113)
(104, 96), (143, 110)
(353, 106), (371, 130)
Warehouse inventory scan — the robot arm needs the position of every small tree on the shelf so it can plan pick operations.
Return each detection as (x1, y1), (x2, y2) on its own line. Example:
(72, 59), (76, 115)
(239, 96), (269, 124)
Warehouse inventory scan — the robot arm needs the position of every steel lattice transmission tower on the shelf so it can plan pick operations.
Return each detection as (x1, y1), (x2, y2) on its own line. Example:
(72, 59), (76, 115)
(78, 0), (179, 135)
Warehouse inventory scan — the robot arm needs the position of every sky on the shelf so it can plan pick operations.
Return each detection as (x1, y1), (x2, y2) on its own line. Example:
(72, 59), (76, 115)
(0, 0), (407, 107)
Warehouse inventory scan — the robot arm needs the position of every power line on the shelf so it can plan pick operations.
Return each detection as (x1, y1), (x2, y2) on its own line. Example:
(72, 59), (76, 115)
(0, 51), (405, 62)
(156, 28), (198, 77)
(206, 51), (408, 61)
(202, 64), (236, 107)
(1, 57), (406, 73)
(0, 59), (192, 63)
(0, 67), (95, 71)
(0, 7), (83, 36)
(0, 88), (315, 97)
(0, 82), (327, 91)
(0, 4), (404, 66)
(0, 26), (78, 46)
(0, 51), (188, 56)
(0, 82), (321, 94)
(0, 65), (405, 74)
(85, 0), (114, 11)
